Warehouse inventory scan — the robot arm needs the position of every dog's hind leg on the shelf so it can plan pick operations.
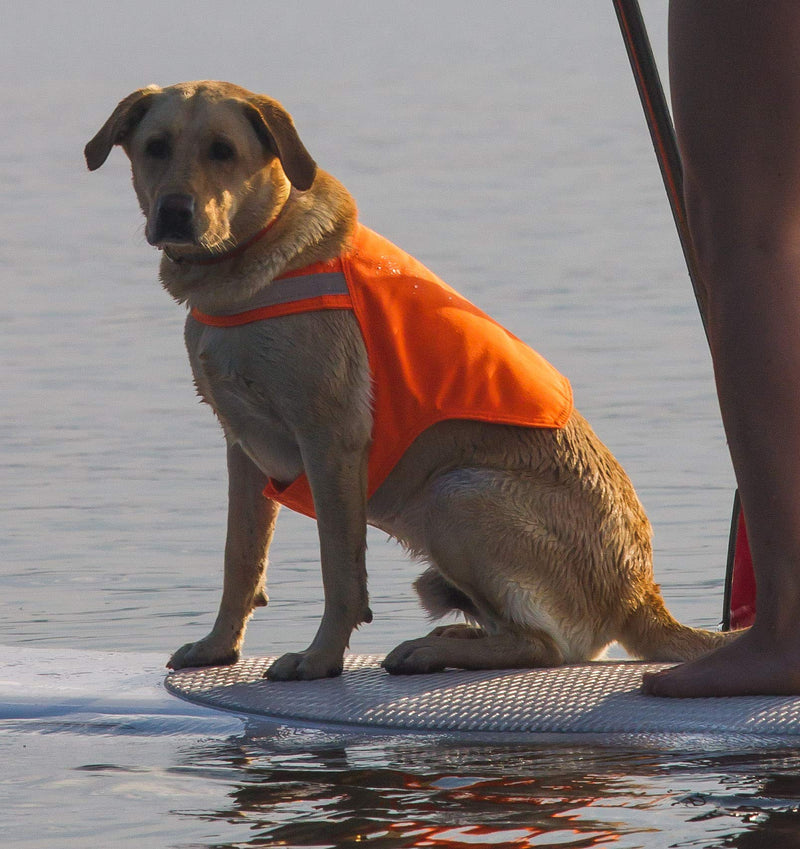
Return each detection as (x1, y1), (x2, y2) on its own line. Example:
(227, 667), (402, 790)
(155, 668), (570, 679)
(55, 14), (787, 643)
(383, 467), (572, 674)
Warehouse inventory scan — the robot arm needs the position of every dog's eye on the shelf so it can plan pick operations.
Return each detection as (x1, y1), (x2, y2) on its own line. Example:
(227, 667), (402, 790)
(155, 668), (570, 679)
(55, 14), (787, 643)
(209, 140), (236, 162)
(145, 138), (171, 159)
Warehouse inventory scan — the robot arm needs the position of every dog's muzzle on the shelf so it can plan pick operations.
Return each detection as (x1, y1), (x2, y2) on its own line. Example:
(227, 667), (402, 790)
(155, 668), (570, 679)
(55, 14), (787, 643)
(152, 193), (196, 244)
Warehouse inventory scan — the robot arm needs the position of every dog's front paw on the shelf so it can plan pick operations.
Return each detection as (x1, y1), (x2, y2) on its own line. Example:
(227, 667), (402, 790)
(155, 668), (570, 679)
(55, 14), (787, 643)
(382, 638), (447, 675)
(167, 639), (239, 670)
(266, 650), (344, 681)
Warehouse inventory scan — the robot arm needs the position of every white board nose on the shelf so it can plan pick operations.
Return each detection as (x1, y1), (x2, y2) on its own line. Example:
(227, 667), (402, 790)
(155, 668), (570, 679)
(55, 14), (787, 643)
(0, 646), (243, 736)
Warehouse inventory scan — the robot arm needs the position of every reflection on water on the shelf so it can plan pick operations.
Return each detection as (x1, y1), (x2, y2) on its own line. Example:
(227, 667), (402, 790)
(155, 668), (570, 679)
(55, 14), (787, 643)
(8, 701), (800, 847)
(161, 734), (800, 847)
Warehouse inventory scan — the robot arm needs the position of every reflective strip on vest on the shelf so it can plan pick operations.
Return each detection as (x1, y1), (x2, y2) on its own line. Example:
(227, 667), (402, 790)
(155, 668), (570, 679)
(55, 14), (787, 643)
(190, 271), (351, 326)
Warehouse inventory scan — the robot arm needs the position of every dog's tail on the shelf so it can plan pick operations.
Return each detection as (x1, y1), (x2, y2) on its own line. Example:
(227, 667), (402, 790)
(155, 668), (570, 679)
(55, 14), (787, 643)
(414, 567), (480, 621)
(618, 587), (743, 662)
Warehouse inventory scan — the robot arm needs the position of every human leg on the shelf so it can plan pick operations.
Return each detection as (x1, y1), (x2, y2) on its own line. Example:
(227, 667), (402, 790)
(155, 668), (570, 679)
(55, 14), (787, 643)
(644, 1), (800, 696)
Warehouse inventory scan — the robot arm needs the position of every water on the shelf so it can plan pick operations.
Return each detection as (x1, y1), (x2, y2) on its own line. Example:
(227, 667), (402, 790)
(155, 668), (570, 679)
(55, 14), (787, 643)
(4, 1), (797, 846)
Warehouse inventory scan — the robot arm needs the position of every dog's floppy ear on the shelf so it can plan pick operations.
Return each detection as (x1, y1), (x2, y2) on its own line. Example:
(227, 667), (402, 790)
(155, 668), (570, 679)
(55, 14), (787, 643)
(243, 95), (317, 191)
(84, 86), (161, 171)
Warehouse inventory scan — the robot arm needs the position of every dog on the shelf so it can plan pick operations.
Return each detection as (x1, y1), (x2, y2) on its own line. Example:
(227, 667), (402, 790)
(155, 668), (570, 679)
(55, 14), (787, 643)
(85, 81), (737, 680)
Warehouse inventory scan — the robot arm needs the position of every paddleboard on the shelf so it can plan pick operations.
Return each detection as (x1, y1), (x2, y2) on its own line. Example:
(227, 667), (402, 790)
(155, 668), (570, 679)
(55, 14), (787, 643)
(165, 654), (800, 746)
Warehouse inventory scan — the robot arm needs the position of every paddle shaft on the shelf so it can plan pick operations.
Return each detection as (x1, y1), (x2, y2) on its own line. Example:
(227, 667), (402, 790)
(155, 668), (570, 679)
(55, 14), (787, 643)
(612, 0), (707, 335)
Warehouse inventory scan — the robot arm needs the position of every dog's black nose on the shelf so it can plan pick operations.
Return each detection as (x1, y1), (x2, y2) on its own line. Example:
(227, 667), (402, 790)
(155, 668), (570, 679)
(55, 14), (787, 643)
(154, 193), (196, 243)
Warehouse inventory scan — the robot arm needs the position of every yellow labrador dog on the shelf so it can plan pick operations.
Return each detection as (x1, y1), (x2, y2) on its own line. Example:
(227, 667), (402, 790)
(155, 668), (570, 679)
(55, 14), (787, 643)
(86, 81), (735, 680)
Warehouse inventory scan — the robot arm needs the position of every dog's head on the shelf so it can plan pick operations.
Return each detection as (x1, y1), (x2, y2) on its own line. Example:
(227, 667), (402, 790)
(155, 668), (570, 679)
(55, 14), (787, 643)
(85, 81), (317, 253)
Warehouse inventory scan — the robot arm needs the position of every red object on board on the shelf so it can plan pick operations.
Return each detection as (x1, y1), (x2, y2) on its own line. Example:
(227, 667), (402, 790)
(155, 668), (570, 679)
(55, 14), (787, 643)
(730, 512), (756, 629)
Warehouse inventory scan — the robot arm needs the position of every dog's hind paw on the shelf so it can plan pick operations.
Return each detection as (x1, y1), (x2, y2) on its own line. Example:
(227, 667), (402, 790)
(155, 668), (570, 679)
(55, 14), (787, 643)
(266, 649), (344, 681)
(382, 639), (448, 675)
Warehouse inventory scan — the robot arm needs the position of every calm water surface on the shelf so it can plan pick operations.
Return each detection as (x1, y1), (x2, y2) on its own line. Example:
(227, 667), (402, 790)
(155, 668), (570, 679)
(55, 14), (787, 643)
(4, 2), (798, 847)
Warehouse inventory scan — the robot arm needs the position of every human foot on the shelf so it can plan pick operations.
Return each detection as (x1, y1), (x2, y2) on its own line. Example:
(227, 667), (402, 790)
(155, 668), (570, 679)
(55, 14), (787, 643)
(642, 628), (800, 697)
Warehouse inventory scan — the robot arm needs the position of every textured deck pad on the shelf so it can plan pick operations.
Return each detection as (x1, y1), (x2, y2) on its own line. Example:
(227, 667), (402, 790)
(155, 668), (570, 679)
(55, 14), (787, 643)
(165, 655), (800, 744)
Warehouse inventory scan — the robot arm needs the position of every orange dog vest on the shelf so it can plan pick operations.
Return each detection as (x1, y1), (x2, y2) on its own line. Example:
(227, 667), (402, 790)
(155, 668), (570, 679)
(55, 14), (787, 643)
(191, 224), (573, 519)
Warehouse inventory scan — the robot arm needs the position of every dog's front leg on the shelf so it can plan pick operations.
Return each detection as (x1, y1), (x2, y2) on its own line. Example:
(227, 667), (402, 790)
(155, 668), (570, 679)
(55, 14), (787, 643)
(167, 443), (278, 669)
(267, 441), (371, 680)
